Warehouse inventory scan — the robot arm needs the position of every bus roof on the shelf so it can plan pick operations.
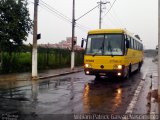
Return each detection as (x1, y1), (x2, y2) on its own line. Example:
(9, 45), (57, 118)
(88, 28), (142, 42)
(88, 29), (126, 34)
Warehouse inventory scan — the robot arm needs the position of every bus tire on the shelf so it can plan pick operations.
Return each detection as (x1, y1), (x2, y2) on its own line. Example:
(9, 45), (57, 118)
(128, 64), (132, 77)
(138, 62), (142, 72)
(95, 75), (100, 80)
(125, 66), (130, 80)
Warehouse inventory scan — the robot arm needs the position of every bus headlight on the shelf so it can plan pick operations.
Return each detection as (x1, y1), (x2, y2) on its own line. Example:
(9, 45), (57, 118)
(113, 65), (123, 70)
(117, 65), (123, 69)
(117, 72), (122, 76)
(84, 64), (92, 68)
(86, 71), (90, 74)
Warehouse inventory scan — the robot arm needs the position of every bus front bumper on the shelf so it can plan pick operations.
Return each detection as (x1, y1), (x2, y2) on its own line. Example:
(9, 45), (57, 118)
(84, 68), (127, 77)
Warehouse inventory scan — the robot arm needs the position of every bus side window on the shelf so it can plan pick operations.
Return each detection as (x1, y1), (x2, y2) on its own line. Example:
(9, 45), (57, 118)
(134, 40), (136, 50)
(133, 39), (136, 50)
(131, 38), (134, 49)
(127, 36), (131, 48)
(138, 42), (140, 50)
(136, 41), (138, 50)
(135, 40), (137, 50)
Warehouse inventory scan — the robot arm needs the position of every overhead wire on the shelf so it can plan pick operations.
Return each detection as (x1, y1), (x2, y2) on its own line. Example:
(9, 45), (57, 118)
(102, 0), (126, 28)
(39, 0), (90, 32)
(109, 5), (126, 28)
(100, 0), (118, 28)
(103, 0), (117, 17)
(103, 14), (118, 28)
(39, 0), (72, 24)
(108, 12), (122, 27)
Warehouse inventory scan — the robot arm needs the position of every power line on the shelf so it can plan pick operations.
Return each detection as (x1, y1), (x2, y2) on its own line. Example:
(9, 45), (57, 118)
(39, 0), (71, 23)
(101, 0), (119, 28)
(39, 0), (90, 32)
(108, 12), (122, 27)
(110, 8), (126, 28)
(103, 0), (117, 17)
(76, 4), (99, 21)
(102, 0), (126, 28)
(104, 14), (118, 27)
(40, 0), (71, 21)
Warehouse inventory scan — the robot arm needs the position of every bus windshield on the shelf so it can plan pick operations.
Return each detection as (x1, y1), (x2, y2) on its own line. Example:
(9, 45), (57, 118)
(86, 34), (124, 56)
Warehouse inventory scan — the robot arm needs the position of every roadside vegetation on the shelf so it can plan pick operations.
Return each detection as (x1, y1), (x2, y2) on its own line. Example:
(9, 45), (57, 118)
(0, 46), (84, 74)
(0, 0), (84, 74)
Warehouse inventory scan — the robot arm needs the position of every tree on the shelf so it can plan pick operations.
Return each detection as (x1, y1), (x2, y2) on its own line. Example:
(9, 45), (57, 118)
(0, 0), (32, 53)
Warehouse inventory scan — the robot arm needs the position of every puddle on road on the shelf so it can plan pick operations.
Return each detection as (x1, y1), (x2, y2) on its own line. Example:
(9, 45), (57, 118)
(82, 80), (124, 113)
(0, 77), (80, 102)
(0, 72), (143, 115)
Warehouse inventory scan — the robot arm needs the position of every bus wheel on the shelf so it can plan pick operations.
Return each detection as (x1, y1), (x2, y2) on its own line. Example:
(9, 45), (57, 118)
(95, 75), (100, 80)
(127, 65), (131, 79)
(138, 62), (141, 72)
(125, 68), (130, 80)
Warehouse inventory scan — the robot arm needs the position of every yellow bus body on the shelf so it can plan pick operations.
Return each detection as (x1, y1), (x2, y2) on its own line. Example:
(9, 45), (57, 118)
(84, 29), (143, 78)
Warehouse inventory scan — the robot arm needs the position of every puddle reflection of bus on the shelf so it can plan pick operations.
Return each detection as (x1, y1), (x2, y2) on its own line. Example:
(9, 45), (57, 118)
(82, 29), (143, 79)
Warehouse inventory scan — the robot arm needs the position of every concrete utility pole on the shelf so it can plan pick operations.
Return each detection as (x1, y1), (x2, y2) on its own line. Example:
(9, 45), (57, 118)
(71, 0), (75, 70)
(158, 0), (160, 96)
(70, 2), (100, 70)
(98, 0), (107, 29)
(0, 40), (2, 67)
(32, 0), (39, 79)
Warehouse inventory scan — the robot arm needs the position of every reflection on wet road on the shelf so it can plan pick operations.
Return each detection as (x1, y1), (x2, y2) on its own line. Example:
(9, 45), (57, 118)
(0, 58), (150, 119)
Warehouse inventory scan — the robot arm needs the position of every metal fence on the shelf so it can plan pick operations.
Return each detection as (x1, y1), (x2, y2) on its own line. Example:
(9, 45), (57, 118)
(0, 47), (84, 74)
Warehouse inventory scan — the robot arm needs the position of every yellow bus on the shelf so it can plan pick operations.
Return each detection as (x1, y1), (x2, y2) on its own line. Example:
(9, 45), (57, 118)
(83, 29), (143, 79)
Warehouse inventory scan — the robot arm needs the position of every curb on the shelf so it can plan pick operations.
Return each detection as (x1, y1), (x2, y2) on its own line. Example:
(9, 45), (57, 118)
(150, 74), (159, 120)
(38, 69), (83, 79)
(0, 69), (84, 90)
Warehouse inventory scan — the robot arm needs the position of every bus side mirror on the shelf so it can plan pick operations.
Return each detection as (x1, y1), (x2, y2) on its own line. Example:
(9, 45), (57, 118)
(81, 38), (86, 48)
(126, 40), (129, 48)
(81, 39), (84, 48)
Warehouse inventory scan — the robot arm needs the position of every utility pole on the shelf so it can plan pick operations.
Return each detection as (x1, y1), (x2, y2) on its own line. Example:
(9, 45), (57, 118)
(70, 2), (100, 70)
(99, 0), (102, 29)
(0, 40), (2, 68)
(32, 0), (39, 79)
(158, 0), (160, 96)
(71, 0), (75, 70)
(97, 0), (108, 29)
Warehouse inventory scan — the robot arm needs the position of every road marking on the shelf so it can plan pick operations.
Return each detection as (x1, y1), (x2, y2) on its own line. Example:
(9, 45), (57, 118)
(123, 68), (149, 120)
(125, 80), (144, 113)
(142, 68), (149, 80)
(123, 80), (145, 120)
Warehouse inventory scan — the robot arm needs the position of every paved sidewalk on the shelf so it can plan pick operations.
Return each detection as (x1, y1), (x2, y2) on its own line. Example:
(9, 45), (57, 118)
(0, 67), (83, 89)
(149, 64), (159, 119)
(0, 67), (83, 81)
(133, 59), (159, 119)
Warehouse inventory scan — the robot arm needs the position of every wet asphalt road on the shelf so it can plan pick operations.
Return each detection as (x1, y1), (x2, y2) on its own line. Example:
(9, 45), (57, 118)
(0, 58), (152, 120)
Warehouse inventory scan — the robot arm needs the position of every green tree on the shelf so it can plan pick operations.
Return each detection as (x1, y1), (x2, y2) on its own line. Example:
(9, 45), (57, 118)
(0, 0), (32, 53)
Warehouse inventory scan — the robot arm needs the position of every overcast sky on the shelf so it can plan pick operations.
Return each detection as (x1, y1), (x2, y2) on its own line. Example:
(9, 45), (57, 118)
(27, 0), (158, 49)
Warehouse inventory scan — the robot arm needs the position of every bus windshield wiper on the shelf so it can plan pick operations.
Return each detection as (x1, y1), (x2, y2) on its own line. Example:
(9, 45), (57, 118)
(92, 46), (103, 57)
(108, 41), (113, 57)
(92, 52), (98, 57)
(92, 39), (104, 57)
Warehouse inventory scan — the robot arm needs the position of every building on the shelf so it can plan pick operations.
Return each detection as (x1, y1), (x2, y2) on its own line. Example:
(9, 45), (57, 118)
(39, 37), (84, 50)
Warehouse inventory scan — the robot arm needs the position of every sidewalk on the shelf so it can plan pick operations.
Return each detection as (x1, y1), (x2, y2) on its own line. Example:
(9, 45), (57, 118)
(0, 67), (83, 89)
(0, 67), (83, 81)
(149, 61), (159, 119)
(132, 59), (159, 119)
